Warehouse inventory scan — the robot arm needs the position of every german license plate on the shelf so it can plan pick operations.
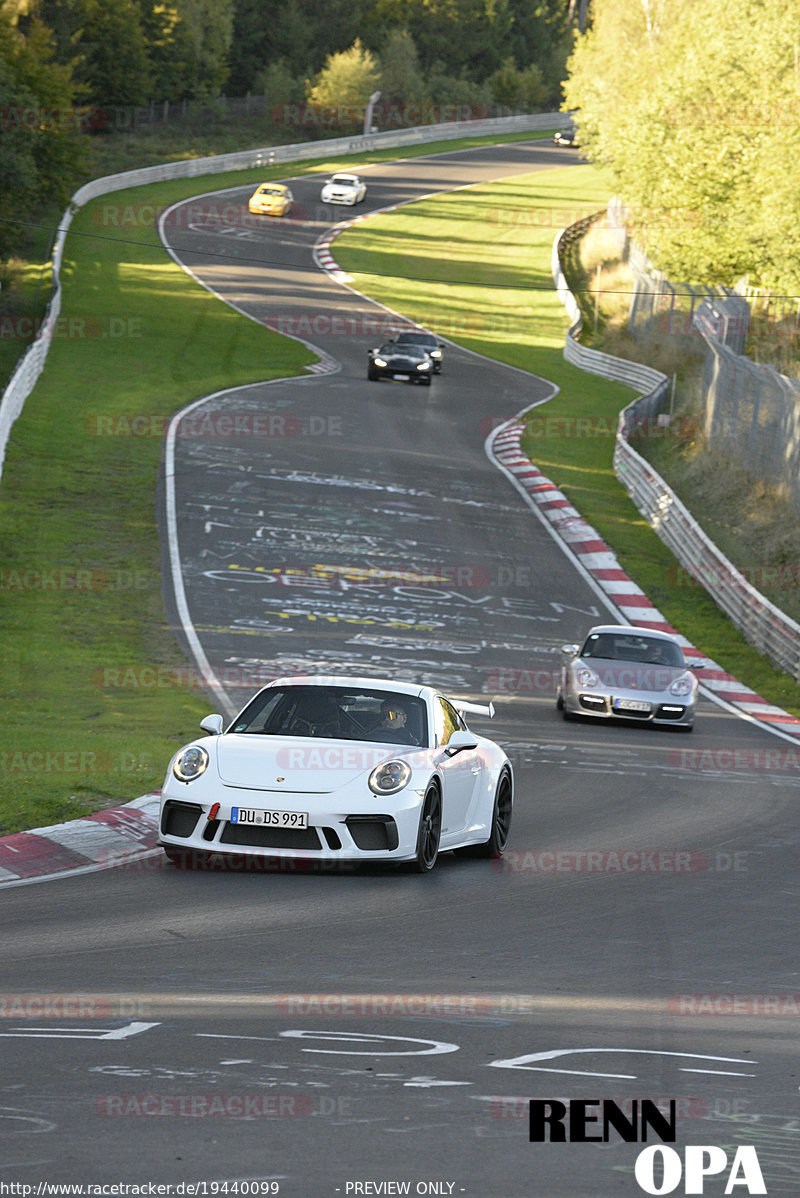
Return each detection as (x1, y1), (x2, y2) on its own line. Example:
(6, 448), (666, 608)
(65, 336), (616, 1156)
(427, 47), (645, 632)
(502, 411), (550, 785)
(614, 698), (651, 713)
(393, 373), (410, 380)
(231, 808), (309, 828)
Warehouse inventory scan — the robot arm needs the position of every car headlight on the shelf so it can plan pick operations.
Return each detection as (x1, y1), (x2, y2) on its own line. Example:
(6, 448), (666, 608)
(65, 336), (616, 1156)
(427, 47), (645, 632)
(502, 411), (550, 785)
(670, 674), (694, 697)
(416, 360), (432, 370)
(373, 357), (387, 367)
(576, 666), (600, 688)
(173, 746), (209, 782)
(430, 349), (442, 359)
(368, 760), (412, 796)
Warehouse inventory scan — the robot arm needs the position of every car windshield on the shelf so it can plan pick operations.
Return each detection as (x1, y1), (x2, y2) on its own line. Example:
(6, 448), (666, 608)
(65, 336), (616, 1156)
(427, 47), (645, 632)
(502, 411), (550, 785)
(580, 632), (684, 667)
(397, 333), (435, 346)
(258, 187), (284, 195)
(330, 175), (355, 184)
(229, 685), (429, 746)
(380, 343), (427, 358)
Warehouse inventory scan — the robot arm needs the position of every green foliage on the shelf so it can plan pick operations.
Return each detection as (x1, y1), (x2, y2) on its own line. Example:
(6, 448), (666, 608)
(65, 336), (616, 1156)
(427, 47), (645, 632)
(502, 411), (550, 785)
(378, 27), (426, 103)
(307, 37), (380, 108)
(564, 0), (800, 294)
(177, 0), (234, 97)
(489, 56), (545, 108)
(19, 0), (570, 126)
(254, 56), (305, 106)
(505, 0), (572, 103)
(425, 59), (491, 107)
(78, 0), (152, 106)
(0, 5), (86, 257)
(138, 0), (194, 102)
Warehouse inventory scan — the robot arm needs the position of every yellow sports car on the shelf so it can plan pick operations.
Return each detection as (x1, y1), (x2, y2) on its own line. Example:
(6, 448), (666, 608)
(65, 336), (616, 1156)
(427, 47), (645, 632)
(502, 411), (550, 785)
(248, 183), (293, 217)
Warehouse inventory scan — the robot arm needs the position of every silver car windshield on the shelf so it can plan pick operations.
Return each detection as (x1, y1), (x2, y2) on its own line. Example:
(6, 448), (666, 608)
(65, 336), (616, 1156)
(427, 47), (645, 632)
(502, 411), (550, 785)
(581, 633), (684, 667)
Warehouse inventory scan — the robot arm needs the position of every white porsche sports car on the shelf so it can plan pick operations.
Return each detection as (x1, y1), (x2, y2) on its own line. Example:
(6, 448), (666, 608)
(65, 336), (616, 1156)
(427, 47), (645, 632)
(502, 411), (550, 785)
(159, 676), (513, 872)
(320, 173), (367, 205)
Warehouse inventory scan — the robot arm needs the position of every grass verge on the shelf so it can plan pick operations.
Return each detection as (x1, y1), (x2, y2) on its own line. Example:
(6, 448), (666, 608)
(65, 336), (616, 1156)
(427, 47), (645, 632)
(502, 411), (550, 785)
(0, 129), (556, 835)
(0, 182), (316, 835)
(333, 164), (800, 717)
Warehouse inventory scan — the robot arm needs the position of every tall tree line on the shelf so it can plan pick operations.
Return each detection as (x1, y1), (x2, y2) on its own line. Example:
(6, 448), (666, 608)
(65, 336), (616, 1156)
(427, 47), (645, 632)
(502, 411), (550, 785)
(17, 0), (572, 109)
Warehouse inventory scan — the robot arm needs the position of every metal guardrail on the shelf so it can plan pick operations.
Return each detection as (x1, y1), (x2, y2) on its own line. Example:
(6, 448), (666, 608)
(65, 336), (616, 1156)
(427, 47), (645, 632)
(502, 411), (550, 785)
(0, 111), (559, 480)
(553, 221), (800, 682)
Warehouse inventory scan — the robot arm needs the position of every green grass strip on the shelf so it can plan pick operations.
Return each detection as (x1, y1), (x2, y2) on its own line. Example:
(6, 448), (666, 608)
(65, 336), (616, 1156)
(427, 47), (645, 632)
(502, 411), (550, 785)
(333, 164), (800, 718)
(0, 131), (555, 834)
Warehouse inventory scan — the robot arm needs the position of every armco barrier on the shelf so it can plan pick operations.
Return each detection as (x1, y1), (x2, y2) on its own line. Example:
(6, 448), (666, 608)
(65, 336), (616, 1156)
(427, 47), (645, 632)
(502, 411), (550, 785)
(553, 221), (800, 682)
(0, 111), (558, 480)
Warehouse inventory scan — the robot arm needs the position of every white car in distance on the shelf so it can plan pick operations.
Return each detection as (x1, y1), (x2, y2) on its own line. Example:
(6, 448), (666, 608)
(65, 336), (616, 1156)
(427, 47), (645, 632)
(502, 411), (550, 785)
(320, 173), (367, 205)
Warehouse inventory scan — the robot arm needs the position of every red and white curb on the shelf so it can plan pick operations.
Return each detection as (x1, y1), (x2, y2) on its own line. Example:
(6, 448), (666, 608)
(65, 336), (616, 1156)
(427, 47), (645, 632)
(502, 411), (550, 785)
(314, 227), (356, 283)
(0, 793), (162, 887)
(489, 421), (800, 740)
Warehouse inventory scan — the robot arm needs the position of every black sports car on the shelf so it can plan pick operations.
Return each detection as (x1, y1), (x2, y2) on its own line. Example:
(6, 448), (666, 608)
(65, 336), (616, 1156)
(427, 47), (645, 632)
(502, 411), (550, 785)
(367, 342), (433, 386)
(390, 330), (444, 373)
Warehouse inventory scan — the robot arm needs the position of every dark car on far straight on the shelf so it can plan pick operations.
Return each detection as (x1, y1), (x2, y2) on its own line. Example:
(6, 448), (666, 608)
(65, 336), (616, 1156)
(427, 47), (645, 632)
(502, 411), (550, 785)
(367, 342), (433, 386)
(390, 330), (445, 373)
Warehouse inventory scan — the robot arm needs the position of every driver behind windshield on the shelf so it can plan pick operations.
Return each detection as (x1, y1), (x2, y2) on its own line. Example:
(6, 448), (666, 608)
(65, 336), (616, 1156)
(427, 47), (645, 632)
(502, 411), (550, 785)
(374, 700), (419, 745)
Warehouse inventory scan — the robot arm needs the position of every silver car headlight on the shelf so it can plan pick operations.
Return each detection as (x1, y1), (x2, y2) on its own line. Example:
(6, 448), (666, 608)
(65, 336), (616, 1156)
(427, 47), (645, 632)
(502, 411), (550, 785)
(173, 746), (209, 782)
(576, 666), (600, 688)
(416, 360), (432, 371)
(670, 673), (694, 697)
(373, 356), (387, 367)
(368, 760), (412, 796)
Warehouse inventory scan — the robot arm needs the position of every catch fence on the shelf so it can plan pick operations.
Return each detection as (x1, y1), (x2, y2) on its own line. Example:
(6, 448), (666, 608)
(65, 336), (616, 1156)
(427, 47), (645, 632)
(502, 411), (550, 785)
(553, 218), (800, 682)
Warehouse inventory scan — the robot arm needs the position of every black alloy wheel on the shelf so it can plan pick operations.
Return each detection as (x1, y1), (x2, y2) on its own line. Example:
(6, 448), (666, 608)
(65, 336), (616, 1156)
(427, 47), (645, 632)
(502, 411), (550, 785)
(476, 773), (513, 857)
(413, 785), (442, 872)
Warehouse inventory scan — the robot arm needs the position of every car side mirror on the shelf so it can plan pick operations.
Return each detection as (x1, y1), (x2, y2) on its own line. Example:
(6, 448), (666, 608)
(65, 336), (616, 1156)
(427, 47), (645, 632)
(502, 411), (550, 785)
(200, 714), (224, 735)
(561, 643), (580, 656)
(445, 730), (479, 756)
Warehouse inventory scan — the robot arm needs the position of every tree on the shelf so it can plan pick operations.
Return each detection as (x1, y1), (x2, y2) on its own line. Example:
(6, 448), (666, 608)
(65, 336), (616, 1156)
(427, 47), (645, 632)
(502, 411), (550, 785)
(373, 0), (513, 78)
(563, 0), (800, 294)
(0, 4), (87, 258)
(177, 0), (233, 97)
(254, 56), (305, 106)
(378, 28), (425, 104)
(489, 56), (545, 109)
(77, 0), (151, 106)
(138, 0), (193, 102)
(506, 0), (572, 103)
(307, 37), (380, 108)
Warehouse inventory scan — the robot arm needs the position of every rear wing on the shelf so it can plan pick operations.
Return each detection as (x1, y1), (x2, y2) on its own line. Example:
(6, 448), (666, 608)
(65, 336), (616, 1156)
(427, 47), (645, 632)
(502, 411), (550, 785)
(452, 699), (495, 719)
